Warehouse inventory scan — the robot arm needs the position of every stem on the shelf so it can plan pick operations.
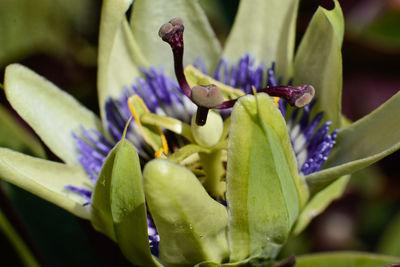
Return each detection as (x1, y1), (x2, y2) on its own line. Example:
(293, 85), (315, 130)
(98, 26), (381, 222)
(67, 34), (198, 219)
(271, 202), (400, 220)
(0, 186), (48, 267)
(199, 150), (225, 199)
(0, 208), (40, 267)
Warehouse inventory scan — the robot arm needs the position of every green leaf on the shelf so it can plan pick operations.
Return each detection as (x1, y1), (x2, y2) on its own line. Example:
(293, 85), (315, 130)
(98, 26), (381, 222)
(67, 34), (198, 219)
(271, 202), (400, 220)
(0, 104), (45, 158)
(293, 175), (349, 235)
(306, 91), (400, 190)
(110, 139), (160, 266)
(4, 64), (102, 166)
(294, 0), (344, 129)
(295, 252), (400, 267)
(378, 212), (400, 256)
(0, 148), (91, 219)
(226, 93), (308, 262)
(143, 159), (229, 266)
(222, 0), (299, 79)
(98, 0), (148, 121)
(130, 0), (222, 76)
(0, 208), (40, 267)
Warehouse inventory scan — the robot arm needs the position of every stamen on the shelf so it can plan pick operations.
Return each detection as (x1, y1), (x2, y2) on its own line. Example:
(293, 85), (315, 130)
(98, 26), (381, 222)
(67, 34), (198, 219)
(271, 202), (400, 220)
(258, 84), (315, 108)
(191, 85), (224, 108)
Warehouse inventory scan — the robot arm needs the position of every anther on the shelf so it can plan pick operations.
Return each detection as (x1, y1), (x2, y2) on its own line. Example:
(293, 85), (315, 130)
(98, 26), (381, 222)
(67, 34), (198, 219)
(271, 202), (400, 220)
(259, 84), (315, 108)
(191, 85), (224, 108)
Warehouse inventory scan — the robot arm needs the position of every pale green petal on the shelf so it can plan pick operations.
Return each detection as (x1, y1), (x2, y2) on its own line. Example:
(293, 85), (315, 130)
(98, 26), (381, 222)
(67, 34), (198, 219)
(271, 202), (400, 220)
(226, 94), (308, 262)
(98, 0), (148, 121)
(130, 0), (221, 76)
(4, 64), (102, 166)
(0, 148), (91, 219)
(294, 0), (344, 129)
(306, 92), (400, 190)
(143, 159), (229, 266)
(296, 252), (400, 267)
(110, 139), (160, 267)
(91, 145), (117, 240)
(92, 138), (160, 266)
(293, 175), (349, 235)
(223, 0), (299, 79)
(0, 104), (45, 158)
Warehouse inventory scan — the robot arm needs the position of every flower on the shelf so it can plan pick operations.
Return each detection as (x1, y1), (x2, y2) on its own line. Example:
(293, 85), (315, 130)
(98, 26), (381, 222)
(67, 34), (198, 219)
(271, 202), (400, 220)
(0, 0), (399, 266)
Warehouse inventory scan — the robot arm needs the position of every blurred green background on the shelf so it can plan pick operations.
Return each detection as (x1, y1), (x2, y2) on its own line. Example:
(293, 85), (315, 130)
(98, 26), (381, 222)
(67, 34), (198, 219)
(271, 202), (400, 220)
(0, 0), (399, 266)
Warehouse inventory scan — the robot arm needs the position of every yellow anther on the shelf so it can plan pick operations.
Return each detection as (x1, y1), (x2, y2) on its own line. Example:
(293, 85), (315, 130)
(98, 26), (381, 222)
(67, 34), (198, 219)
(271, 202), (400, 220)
(252, 86), (280, 108)
(154, 148), (167, 158)
(274, 97), (280, 108)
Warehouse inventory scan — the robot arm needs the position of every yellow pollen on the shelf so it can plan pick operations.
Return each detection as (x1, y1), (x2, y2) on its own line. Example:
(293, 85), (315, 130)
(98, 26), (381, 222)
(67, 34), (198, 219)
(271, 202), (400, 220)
(252, 86), (280, 107)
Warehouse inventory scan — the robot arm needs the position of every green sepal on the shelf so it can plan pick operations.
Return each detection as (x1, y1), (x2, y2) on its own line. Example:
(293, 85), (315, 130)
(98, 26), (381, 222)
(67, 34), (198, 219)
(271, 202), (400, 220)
(91, 145), (118, 240)
(4, 64), (102, 166)
(293, 175), (350, 235)
(98, 0), (148, 122)
(91, 136), (159, 266)
(143, 159), (229, 266)
(295, 252), (400, 267)
(110, 136), (160, 266)
(306, 91), (400, 191)
(0, 148), (91, 219)
(294, 0), (344, 129)
(222, 0), (299, 79)
(226, 93), (308, 262)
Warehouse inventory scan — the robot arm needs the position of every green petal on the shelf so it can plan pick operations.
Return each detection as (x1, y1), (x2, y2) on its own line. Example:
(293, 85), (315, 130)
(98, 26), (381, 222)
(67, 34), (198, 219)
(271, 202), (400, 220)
(130, 0), (221, 76)
(306, 92), (400, 190)
(143, 159), (229, 266)
(226, 93), (308, 261)
(296, 252), (400, 267)
(222, 0), (299, 79)
(0, 104), (45, 158)
(111, 139), (160, 266)
(0, 148), (91, 219)
(293, 175), (349, 235)
(91, 145), (117, 240)
(98, 0), (148, 121)
(91, 137), (159, 266)
(294, 0), (344, 129)
(4, 64), (102, 166)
